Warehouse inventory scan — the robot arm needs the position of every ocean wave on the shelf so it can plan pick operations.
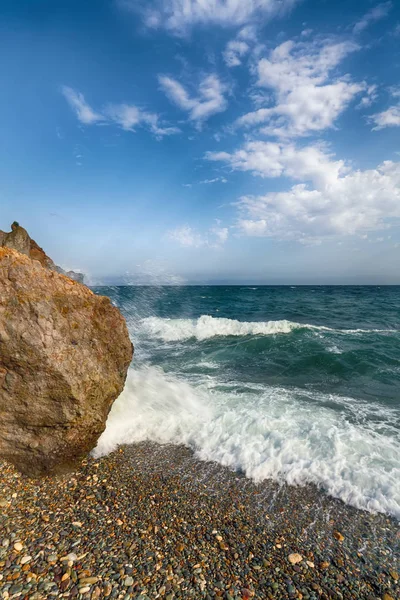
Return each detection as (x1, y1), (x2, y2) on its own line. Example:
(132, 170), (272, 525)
(95, 366), (400, 519)
(139, 315), (397, 341)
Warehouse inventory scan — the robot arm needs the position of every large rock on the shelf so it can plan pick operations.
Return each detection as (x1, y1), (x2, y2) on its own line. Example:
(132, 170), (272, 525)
(0, 247), (133, 476)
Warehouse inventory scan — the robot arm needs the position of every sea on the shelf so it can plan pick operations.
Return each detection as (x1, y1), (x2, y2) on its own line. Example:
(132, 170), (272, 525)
(93, 285), (400, 520)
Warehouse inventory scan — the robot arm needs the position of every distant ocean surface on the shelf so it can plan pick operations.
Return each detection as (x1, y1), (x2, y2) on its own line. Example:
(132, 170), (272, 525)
(94, 286), (400, 520)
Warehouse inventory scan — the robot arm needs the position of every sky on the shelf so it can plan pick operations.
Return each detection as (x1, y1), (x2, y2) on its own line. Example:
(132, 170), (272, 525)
(1, 0), (400, 284)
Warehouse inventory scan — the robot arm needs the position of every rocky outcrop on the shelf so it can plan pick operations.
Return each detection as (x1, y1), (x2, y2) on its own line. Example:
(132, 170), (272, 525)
(0, 222), (85, 283)
(0, 221), (31, 256)
(0, 247), (133, 476)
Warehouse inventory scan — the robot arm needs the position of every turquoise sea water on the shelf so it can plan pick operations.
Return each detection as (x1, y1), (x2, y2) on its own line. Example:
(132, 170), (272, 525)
(94, 286), (400, 519)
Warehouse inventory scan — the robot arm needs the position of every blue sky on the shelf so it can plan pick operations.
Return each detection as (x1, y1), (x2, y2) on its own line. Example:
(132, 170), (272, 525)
(1, 0), (400, 284)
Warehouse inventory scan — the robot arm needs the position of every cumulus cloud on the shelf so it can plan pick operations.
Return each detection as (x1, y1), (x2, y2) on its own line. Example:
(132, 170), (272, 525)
(207, 141), (400, 242)
(61, 87), (179, 137)
(61, 86), (104, 125)
(237, 161), (400, 242)
(158, 74), (228, 127)
(207, 141), (346, 187)
(353, 2), (392, 35)
(235, 39), (364, 138)
(119, 0), (299, 35)
(168, 224), (228, 248)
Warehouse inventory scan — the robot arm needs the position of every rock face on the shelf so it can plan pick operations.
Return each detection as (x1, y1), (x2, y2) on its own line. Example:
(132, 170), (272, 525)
(0, 222), (85, 283)
(0, 247), (133, 476)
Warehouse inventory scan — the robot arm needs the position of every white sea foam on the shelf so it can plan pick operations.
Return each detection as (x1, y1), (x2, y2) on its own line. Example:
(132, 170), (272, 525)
(95, 365), (400, 519)
(328, 345), (343, 354)
(139, 315), (397, 341)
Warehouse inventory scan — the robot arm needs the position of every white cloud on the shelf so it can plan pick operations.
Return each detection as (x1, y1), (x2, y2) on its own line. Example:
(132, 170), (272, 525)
(237, 25), (258, 41)
(183, 177), (227, 186)
(235, 39), (364, 138)
(369, 87), (400, 129)
(211, 225), (229, 244)
(120, 0), (299, 35)
(356, 84), (378, 109)
(168, 224), (228, 247)
(248, 90), (273, 107)
(199, 177), (228, 184)
(223, 25), (259, 67)
(223, 40), (250, 67)
(237, 161), (400, 241)
(61, 87), (179, 138)
(353, 2), (392, 35)
(207, 141), (346, 187)
(168, 225), (205, 247)
(105, 104), (142, 130)
(370, 105), (400, 130)
(158, 74), (228, 127)
(61, 86), (104, 125)
(207, 141), (400, 242)
(105, 104), (180, 136)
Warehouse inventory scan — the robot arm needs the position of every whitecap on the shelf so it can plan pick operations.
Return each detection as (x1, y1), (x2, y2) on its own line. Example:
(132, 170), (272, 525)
(138, 315), (397, 342)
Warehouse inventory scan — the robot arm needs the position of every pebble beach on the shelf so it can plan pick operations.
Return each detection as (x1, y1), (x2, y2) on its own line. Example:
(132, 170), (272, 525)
(0, 442), (398, 600)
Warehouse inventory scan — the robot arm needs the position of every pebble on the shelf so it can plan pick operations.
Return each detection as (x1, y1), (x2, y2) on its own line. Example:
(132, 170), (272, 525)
(333, 531), (344, 542)
(72, 521), (82, 528)
(0, 443), (398, 600)
(60, 552), (77, 562)
(79, 585), (91, 593)
(79, 576), (99, 584)
(289, 553), (303, 564)
(47, 553), (58, 562)
(13, 542), (23, 552)
(20, 555), (32, 564)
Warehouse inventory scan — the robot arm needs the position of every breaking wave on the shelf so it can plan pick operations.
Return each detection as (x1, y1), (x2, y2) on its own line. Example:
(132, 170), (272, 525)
(139, 315), (396, 342)
(95, 365), (400, 519)
(93, 285), (400, 521)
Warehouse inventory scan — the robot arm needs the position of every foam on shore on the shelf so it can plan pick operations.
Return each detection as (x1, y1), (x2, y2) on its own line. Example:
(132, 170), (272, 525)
(95, 365), (400, 519)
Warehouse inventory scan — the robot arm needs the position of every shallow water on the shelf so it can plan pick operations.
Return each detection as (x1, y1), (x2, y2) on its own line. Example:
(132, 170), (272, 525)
(93, 285), (400, 519)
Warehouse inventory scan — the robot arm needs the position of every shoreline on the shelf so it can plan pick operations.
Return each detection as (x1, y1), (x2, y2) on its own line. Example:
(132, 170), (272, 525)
(0, 442), (398, 599)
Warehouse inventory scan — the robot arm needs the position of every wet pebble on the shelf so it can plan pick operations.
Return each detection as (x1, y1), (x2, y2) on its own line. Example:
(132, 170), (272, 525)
(0, 443), (398, 600)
